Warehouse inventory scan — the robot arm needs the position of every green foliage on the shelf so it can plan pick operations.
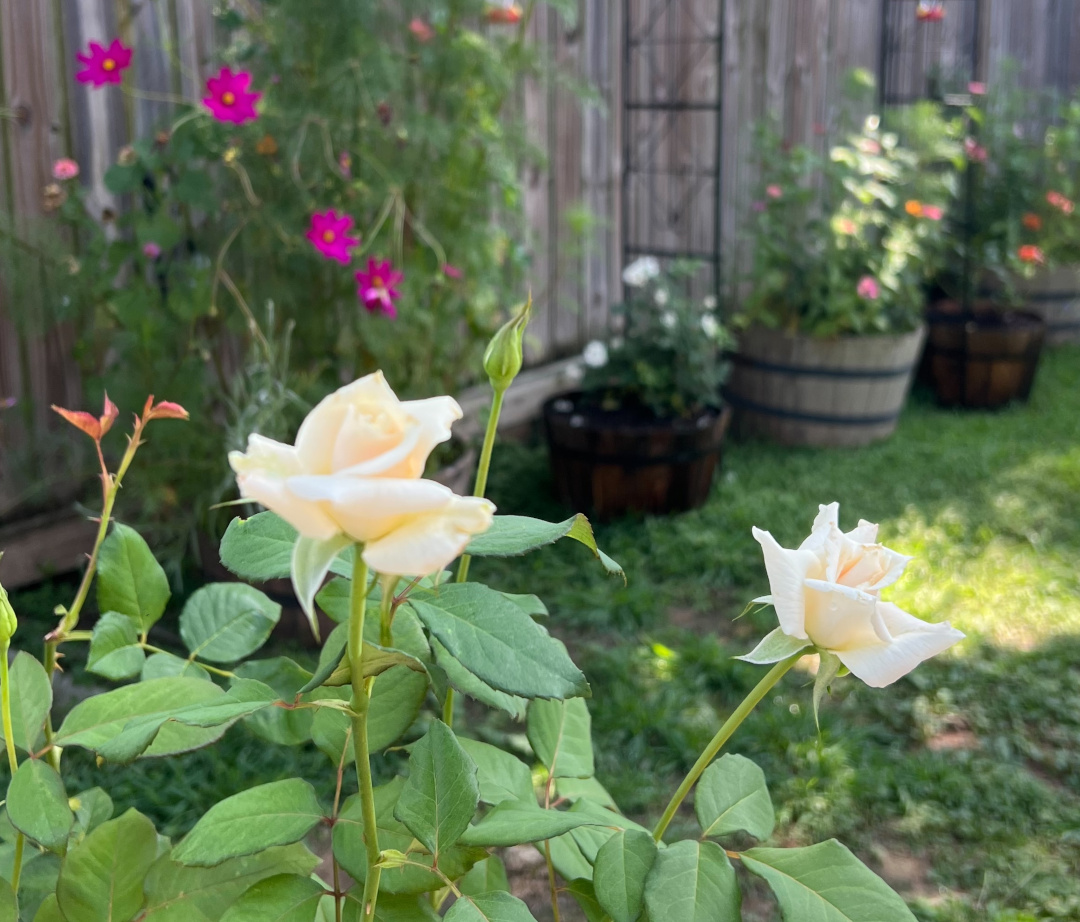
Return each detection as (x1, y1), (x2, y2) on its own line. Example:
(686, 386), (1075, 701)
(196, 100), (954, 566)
(642, 840), (739, 922)
(95, 524), (171, 634)
(694, 754), (775, 840)
(465, 514), (625, 580)
(87, 612), (145, 681)
(527, 698), (595, 779)
(0, 653), (51, 754)
(592, 830), (657, 922)
(6, 761), (73, 851)
(217, 874), (326, 922)
(443, 891), (538, 922)
(178, 584), (281, 664)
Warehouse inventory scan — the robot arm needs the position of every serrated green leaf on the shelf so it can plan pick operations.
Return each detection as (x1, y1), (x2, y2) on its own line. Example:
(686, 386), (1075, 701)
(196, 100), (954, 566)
(555, 776), (615, 808)
(142, 652), (212, 681)
(218, 873), (326, 922)
(695, 754), (775, 841)
(69, 788), (114, 846)
(741, 839), (917, 922)
(342, 890), (440, 921)
(566, 799), (651, 863)
(57, 809), (158, 922)
(593, 830), (658, 922)
(96, 523), (170, 632)
(527, 698), (594, 779)
(457, 738), (535, 805)
(234, 658), (314, 746)
(6, 760), (73, 849)
(434, 641), (527, 720)
(459, 803), (601, 847)
(394, 721), (479, 858)
(459, 857), (510, 897)
(220, 513), (354, 583)
(736, 628), (813, 665)
(180, 583), (281, 664)
(643, 840), (740, 922)
(16, 849), (59, 920)
(172, 779), (324, 866)
(0, 878), (14, 922)
(411, 584), (588, 700)
(31, 892), (60, 922)
(548, 831), (593, 881)
(465, 514), (624, 581)
(501, 594), (548, 617)
(0, 651), (52, 753)
(443, 891), (538, 922)
(565, 879), (606, 922)
(87, 612), (146, 680)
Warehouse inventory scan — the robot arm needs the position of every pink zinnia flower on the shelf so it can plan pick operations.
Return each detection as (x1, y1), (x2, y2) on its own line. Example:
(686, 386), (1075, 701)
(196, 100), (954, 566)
(968, 81), (987, 96)
(1047, 190), (1075, 214)
(203, 67), (261, 125)
(52, 158), (79, 181)
(306, 210), (360, 265)
(410, 18), (435, 42)
(964, 138), (988, 163)
(443, 264), (463, 280)
(766, 184), (782, 199)
(921, 205), (944, 221)
(356, 259), (404, 317)
(142, 242), (162, 259)
(76, 39), (132, 88)
(856, 275), (880, 300)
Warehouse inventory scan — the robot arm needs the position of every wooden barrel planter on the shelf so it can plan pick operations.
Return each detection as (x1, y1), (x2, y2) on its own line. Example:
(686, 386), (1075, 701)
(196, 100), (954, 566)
(1015, 266), (1080, 345)
(722, 325), (926, 448)
(924, 309), (1046, 409)
(543, 395), (732, 520)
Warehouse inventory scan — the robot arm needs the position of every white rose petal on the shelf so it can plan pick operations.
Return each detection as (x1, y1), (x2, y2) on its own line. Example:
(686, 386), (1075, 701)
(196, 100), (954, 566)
(750, 503), (963, 686)
(622, 256), (661, 287)
(703, 295), (717, 310)
(660, 310), (676, 329)
(654, 288), (670, 307)
(701, 314), (719, 338)
(583, 340), (609, 368)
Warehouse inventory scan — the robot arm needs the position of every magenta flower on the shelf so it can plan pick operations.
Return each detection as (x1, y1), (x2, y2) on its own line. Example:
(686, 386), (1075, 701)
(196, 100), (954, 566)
(856, 275), (880, 300)
(442, 264), (463, 280)
(76, 39), (132, 88)
(356, 259), (404, 317)
(143, 242), (162, 259)
(921, 204), (944, 221)
(306, 210), (360, 265)
(968, 81), (987, 96)
(203, 67), (261, 125)
(964, 138), (988, 163)
(766, 184), (783, 199)
(409, 18), (435, 42)
(52, 158), (80, 181)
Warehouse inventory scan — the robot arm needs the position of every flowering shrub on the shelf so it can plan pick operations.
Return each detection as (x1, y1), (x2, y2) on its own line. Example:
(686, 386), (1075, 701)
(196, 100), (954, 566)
(741, 105), (959, 337)
(0, 317), (962, 922)
(579, 259), (731, 419)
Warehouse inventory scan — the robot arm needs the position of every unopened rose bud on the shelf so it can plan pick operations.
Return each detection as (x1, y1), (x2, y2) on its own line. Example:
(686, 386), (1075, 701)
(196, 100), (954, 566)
(483, 295), (531, 393)
(0, 577), (17, 643)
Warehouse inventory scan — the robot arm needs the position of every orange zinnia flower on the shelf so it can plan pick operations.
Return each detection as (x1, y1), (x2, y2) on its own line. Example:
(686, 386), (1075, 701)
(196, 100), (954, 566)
(1022, 213), (1042, 231)
(905, 200), (923, 217)
(1018, 245), (1045, 264)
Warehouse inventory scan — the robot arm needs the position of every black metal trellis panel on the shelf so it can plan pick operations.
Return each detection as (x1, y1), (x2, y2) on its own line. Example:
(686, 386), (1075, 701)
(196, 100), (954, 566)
(622, 0), (724, 298)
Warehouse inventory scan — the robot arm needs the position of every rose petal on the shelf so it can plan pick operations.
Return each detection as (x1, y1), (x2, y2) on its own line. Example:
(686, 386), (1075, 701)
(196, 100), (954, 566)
(362, 496), (495, 576)
(752, 527), (819, 639)
(802, 579), (882, 651)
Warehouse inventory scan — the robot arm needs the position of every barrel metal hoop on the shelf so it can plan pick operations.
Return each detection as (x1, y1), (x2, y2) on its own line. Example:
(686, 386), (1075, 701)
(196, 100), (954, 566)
(727, 352), (916, 381)
(547, 442), (725, 468)
(723, 391), (902, 427)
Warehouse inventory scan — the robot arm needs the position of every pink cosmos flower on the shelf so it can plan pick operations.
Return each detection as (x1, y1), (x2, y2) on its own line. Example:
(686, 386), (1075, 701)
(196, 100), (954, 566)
(856, 275), (880, 300)
(921, 205), (944, 221)
(765, 184), (783, 199)
(356, 259), (404, 317)
(410, 18), (435, 42)
(52, 158), (80, 181)
(76, 39), (132, 88)
(203, 67), (261, 125)
(964, 138), (988, 163)
(968, 81), (987, 96)
(443, 264), (463, 280)
(142, 242), (162, 259)
(306, 210), (360, 265)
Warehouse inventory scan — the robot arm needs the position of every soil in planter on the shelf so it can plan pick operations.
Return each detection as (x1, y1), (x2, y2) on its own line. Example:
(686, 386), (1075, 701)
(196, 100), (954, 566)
(544, 394), (731, 520)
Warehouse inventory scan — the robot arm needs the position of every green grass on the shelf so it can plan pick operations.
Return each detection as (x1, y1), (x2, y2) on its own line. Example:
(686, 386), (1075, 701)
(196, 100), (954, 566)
(471, 346), (1080, 921)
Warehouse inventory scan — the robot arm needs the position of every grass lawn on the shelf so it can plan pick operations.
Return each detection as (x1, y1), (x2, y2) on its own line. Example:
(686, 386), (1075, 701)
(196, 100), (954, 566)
(6, 347), (1078, 922)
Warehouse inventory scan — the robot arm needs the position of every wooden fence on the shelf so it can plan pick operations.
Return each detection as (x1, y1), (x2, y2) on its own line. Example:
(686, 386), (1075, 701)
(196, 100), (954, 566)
(2, 0), (1079, 522)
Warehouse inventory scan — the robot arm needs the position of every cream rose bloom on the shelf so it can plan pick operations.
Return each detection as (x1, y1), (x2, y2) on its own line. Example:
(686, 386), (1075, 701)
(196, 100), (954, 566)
(229, 372), (494, 614)
(751, 502), (963, 687)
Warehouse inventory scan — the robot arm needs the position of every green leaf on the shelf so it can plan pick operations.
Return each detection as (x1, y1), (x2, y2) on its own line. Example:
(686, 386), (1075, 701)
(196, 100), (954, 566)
(394, 721), (479, 858)
(96, 523), (171, 632)
(234, 658), (314, 746)
(56, 677), (229, 759)
(736, 629), (813, 665)
(6, 760), (73, 849)
(565, 879), (606, 922)
(0, 878), (14, 922)
(87, 612), (146, 680)
(443, 891), (538, 922)
(342, 891), (440, 922)
(459, 803), (601, 847)
(741, 840), (917, 922)
(17, 849), (60, 920)
(218, 874), (325, 922)
(813, 652), (845, 729)
(501, 594), (548, 617)
(555, 777), (616, 809)
(31, 892), (60, 922)
(0, 651), (52, 753)
(180, 583), (281, 664)
(220, 513), (355, 583)
(565, 799), (651, 864)
(465, 514), (624, 581)
(298, 623), (348, 693)
(459, 857), (510, 897)
(547, 832), (593, 882)
(643, 840), (740, 922)
(410, 585), (588, 700)
(434, 641), (527, 721)
(70, 788), (114, 845)
(593, 830), (658, 922)
(142, 843), (320, 922)
(334, 779), (484, 895)
(172, 779), (324, 866)
(457, 738), (535, 805)
(57, 809), (158, 922)
(103, 163), (141, 194)
(695, 754), (775, 841)
(142, 652), (211, 681)
(527, 698), (594, 779)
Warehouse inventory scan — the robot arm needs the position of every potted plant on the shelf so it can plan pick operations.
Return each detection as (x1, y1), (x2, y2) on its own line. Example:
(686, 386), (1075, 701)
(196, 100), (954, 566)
(543, 260), (732, 518)
(728, 106), (950, 446)
(923, 84), (1048, 408)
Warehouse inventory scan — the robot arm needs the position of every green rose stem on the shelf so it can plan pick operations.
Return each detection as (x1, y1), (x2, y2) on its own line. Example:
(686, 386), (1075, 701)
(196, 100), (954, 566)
(651, 651), (804, 842)
(349, 552), (382, 922)
(0, 638), (25, 894)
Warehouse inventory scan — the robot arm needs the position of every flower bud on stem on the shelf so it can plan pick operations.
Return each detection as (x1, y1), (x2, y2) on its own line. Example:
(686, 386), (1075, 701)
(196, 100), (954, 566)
(0, 578), (25, 893)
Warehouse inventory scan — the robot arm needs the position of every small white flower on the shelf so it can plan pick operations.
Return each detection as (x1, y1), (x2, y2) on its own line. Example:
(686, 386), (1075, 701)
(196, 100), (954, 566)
(582, 340), (609, 368)
(702, 295), (717, 310)
(654, 287), (670, 307)
(622, 256), (660, 287)
(610, 336), (624, 350)
(701, 314), (719, 338)
(660, 311), (677, 330)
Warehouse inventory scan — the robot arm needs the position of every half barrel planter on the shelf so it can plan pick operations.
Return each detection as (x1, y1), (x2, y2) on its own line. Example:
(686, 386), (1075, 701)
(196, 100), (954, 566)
(723, 324), (926, 448)
(1015, 265), (1080, 345)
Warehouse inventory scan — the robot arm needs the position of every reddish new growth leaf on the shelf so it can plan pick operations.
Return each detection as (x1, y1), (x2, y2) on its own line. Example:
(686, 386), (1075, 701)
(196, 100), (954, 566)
(99, 393), (119, 437)
(51, 406), (102, 440)
(143, 396), (190, 422)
